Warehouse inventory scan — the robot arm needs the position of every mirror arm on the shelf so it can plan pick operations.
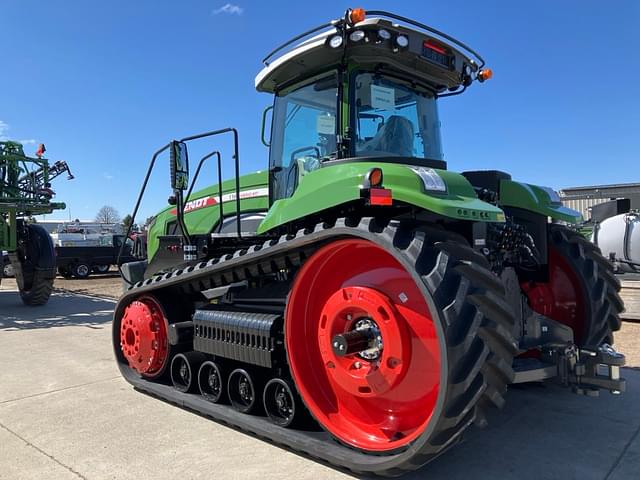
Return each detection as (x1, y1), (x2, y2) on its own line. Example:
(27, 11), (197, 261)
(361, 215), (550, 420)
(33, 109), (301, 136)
(174, 189), (192, 248)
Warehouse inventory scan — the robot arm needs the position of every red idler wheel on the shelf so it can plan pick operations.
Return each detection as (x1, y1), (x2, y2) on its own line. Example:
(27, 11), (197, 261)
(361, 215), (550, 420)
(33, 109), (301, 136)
(521, 246), (586, 343)
(119, 295), (170, 378)
(286, 239), (440, 452)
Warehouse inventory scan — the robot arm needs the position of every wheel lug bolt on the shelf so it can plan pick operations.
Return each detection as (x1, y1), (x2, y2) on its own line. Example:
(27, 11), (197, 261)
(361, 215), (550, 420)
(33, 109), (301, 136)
(354, 361), (362, 369)
(346, 314), (352, 321)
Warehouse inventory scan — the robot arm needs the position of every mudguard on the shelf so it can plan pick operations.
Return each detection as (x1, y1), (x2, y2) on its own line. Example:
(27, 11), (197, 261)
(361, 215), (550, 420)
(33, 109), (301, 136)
(499, 180), (582, 224)
(258, 161), (504, 233)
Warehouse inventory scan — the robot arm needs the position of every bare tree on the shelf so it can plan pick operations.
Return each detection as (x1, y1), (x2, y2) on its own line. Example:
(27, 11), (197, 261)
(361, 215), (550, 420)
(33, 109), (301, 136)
(121, 214), (138, 233)
(95, 205), (121, 224)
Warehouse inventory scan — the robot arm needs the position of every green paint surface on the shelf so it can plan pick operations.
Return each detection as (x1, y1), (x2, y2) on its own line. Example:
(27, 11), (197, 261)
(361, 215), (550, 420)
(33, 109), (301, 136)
(500, 180), (582, 223)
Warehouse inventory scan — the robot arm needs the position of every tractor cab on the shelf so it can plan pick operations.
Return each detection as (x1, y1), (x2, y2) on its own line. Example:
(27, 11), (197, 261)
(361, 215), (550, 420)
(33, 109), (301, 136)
(257, 9), (492, 202)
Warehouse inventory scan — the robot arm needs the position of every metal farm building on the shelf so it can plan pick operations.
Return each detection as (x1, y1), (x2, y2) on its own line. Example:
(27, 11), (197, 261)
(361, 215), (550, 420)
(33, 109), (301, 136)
(559, 183), (640, 220)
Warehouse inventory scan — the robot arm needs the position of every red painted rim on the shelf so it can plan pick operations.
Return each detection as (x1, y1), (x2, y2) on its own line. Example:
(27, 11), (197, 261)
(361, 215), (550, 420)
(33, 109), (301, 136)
(521, 246), (586, 344)
(119, 295), (169, 377)
(286, 239), (441, 451)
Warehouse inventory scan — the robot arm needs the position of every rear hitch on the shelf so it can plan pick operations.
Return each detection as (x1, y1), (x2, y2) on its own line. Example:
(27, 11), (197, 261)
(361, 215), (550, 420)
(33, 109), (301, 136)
(513, 343), (626, 396)
(556, 343), (625, 396)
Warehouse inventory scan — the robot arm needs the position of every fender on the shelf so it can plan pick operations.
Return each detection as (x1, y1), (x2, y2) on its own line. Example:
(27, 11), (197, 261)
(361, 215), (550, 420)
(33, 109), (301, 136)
(499, 179), (582, 224)
(258, 161), (505, 234)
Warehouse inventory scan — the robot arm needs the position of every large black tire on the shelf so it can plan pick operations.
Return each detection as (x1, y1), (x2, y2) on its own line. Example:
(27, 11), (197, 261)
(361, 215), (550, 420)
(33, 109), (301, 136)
(19, 270), (55, 306)
(286, 222), (518, 473)
(13, 224), (56, 306)
(548, 225), (623, 347)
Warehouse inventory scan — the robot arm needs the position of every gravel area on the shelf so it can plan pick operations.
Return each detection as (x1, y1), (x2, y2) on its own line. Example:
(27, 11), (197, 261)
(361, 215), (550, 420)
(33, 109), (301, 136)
(1, 269), (123, 300)
(53, 272), (123, 299)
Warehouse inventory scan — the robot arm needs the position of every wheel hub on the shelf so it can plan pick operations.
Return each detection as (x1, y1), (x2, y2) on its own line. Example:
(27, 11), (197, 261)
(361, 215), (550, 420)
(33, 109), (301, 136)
(332, 317), (383, 360)
(119, 296), (169, 377)
(239, 377), (252, 403)
(320, 286), (407, 397)
(275, 387), (292, 416)
(208, 373), (220, 391)
(179, 362), (190, 383)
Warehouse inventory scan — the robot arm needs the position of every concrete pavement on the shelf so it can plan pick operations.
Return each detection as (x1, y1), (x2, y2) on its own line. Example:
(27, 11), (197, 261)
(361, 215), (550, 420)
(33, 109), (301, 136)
(1, 287), (639, 479)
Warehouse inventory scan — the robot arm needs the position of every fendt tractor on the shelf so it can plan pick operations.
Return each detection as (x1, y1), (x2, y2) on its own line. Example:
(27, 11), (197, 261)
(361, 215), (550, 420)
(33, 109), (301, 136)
(113, 10), (626, 476)
(0, 141), (73, 305)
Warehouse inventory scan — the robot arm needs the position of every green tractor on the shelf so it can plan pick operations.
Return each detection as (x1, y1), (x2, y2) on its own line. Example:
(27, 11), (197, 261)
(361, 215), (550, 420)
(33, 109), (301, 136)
(0, 141), (73, 305)
(113, 9), (625, 475)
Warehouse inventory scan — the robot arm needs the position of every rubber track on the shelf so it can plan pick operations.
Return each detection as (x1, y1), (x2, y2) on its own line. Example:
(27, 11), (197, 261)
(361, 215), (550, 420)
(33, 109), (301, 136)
(19, 269), (55, 306)
(548, 225), (623, 347)
(113, 217), (517, 476)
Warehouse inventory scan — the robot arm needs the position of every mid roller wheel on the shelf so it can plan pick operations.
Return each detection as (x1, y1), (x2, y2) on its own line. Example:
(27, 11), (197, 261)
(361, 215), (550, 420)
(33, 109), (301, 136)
(263, 378), (301, 428)
(171, 352), (206, 393)
(198, 361), (226, 403)
(228, 368), (262, 414)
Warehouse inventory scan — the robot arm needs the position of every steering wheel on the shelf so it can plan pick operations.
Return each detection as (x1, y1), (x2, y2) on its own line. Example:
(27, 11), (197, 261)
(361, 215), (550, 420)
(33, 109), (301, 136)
(289, 146), (320, 164)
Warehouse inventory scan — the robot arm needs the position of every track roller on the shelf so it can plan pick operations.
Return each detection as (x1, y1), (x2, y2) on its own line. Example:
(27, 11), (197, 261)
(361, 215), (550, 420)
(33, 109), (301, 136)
(228, 368), (262, 414)
(198, 360), (226, 403)
(170, 352), (206, 393)
(263, 378), (303, 428)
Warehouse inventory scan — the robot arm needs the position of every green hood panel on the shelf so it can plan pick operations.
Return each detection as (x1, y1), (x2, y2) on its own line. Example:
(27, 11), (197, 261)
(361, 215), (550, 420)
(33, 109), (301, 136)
(499, 179), (582, 223)
(147, 171), (269, 260)
(257, 162), (504, 234)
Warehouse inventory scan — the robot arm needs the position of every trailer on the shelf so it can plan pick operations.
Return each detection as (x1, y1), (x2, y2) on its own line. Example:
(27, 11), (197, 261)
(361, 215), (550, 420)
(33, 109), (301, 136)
(56, 234), (136, 278)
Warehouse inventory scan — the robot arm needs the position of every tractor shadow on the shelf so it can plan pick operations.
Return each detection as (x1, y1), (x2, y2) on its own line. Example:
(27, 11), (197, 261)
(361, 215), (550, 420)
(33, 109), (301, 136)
(0, 290), (114, 331)
(387, 369), (640, 480)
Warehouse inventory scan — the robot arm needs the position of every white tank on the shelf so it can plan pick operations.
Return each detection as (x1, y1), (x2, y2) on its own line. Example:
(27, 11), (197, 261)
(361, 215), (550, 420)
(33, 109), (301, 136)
(592, 212), (640, 272)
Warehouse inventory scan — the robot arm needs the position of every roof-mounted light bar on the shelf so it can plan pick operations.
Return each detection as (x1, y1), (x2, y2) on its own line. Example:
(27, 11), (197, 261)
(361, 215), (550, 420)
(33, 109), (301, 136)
(261, 8), (487, 70)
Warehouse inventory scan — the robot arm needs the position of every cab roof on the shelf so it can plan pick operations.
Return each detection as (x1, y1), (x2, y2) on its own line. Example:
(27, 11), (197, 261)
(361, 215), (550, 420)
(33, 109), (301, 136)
(255, 11), (487, 95)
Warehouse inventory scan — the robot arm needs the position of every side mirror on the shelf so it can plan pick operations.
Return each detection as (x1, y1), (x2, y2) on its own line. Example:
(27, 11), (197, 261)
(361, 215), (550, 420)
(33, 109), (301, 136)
(170, 141), (189, 190)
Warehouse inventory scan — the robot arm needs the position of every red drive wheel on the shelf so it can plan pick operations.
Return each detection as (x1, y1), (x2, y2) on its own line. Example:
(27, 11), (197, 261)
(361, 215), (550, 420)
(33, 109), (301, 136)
(286, 239), (440, 452)
(119, 295), (170, 378)
(521, 246), (587, 344)
(520, 225), (623, 349)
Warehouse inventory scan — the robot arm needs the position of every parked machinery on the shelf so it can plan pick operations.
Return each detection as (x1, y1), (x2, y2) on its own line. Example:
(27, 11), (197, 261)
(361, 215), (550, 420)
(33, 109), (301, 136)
(0, 141), (73, 304)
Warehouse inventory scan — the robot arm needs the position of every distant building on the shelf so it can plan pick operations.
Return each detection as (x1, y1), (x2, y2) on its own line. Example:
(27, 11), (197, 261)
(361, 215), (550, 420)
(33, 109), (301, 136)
(559, 183), (640, 220)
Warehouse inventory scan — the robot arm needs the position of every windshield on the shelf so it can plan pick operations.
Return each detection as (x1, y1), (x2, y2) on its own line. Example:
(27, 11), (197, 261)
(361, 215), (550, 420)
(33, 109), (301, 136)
(353, 72), (443, 160)
(269, 74), (338, 200)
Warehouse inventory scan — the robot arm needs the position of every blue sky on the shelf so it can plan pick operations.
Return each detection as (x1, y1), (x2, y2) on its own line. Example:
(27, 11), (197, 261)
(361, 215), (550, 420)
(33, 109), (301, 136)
(1, 0), (638, 222)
